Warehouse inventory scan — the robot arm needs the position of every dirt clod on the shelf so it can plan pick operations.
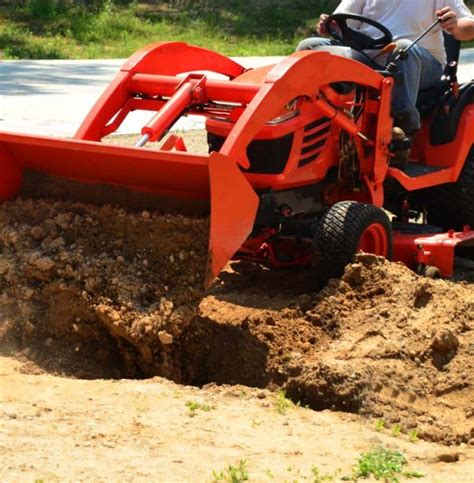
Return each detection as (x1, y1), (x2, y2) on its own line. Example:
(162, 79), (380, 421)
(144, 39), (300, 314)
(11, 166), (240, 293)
(431, 329), (459, 353)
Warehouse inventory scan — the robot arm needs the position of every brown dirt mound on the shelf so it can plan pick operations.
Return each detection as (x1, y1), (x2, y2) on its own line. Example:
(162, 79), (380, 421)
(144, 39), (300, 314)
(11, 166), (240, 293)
(0, 198), (208, 378)
(1, 198), (473, 445)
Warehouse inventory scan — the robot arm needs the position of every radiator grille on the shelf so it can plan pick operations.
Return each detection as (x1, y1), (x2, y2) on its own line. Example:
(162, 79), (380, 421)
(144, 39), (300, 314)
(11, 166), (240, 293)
(299, 117), (331, 168)
(207, 132), (294, 174)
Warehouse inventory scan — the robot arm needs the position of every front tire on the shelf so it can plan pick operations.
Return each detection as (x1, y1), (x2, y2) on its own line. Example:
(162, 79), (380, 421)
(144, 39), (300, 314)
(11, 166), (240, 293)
(312, 201), (393, 288)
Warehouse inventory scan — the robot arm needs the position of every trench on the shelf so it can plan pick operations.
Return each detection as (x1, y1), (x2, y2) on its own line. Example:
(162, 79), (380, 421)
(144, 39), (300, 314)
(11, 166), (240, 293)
(1, 196), (474, 445)
(0, 276), (367, 417)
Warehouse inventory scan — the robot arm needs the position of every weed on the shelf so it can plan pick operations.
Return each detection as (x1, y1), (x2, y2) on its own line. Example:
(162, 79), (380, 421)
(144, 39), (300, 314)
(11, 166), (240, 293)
(391, 423), (402, 437)
(265, 468), (275, 479)
(285, 464), (304, 481)
(282, 465), (336, 482)
(274, 389), (294, 415)
(404, 470), (425, 479)
(343, 446), (424, 482)
(374, 419), (385, 432)
(311, 465), (336, 482)
(185, 400), (215, 417)
(212, 460), (249, 482)
(408, 429), (419, 443)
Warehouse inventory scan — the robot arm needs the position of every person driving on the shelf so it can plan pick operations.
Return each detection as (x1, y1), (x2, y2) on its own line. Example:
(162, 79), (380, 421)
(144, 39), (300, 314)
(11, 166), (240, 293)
(297, 0), (474, 138)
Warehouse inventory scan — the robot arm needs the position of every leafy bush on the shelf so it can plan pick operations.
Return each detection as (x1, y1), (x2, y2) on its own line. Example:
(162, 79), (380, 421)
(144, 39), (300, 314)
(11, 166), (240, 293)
(27, 0), (57, 18)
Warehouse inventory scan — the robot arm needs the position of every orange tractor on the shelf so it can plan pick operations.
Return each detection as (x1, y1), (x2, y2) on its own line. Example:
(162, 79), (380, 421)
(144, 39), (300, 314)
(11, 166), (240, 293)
(1, 14), (473, 287)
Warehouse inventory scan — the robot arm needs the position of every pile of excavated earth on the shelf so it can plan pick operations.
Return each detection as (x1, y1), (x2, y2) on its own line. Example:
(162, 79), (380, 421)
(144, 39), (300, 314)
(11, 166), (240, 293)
(0, 197), (473, 446)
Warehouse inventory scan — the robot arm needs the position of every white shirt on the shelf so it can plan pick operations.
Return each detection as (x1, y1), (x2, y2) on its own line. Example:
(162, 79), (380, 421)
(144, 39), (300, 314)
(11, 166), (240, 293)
(334, 0), (473, 64)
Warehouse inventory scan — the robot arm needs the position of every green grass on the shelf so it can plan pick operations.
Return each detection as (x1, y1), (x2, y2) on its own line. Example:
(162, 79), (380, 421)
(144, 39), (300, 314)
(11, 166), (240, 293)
(374, 419), (386, 432)
(391, 423), (402, 437)
(343, 447), (424, 482)
(185, 399), (215, 416)
(274, 388), (295, 415)
(212, 460), (249, 483)
(0, 1), (472, 59)
(0, 0), (339, 59)
(408, 429), (419, 443)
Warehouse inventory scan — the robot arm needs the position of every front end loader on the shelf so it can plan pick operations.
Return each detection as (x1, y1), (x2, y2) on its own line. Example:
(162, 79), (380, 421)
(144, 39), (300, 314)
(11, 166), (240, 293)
(1, 16), (473, 288)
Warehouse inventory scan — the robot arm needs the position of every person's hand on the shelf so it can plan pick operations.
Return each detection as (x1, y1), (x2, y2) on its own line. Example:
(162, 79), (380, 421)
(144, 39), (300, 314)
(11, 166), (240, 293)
(317, 13), (330, 36)
(436, 6), (459, 34)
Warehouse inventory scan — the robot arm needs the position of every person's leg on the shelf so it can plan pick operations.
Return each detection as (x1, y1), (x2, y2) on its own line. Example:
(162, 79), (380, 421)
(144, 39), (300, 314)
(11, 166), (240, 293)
(296, 37), (339, 51)
(390, 39), (444, 132)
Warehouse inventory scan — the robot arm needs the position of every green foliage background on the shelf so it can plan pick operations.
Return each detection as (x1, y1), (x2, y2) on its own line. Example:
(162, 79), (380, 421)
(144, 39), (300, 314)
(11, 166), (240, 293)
(0, 0), (472, 59)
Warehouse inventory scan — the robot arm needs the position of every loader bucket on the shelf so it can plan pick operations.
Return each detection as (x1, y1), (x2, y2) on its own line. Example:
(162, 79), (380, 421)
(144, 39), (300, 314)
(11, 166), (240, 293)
(0, 133), (211, 200)
(0, 42), (265, 287)
(0, 131), (259, 287)
(0, 144), (22, 200)
(207, 152), (259, 287)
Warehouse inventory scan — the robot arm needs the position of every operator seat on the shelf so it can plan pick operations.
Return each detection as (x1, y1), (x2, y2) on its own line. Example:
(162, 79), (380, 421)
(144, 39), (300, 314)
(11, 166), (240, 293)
(416, 32), (461, 116)
(312, 44), (381, 70)
(417, 33), (474, 146)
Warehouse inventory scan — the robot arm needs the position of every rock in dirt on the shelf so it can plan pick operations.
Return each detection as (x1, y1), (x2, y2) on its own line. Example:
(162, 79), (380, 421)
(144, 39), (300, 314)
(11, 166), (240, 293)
(431, 329), (459, 354)
(158, 330), (174, 345)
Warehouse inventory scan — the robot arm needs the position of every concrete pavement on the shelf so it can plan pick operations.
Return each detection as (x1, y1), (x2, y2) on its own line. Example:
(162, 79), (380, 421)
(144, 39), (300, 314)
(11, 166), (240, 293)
(0, 57), (283, 136)
(0, 51), (473, 137)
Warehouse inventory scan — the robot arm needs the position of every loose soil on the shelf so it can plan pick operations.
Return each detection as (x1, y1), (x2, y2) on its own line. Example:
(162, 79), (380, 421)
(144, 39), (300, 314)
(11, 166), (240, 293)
(1, 131), (473, 480)
(2, 356), (473, 482)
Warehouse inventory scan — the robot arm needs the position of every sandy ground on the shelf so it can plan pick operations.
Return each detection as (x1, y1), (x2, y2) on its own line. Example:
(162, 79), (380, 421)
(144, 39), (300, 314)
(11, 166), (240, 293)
(1, 356), (473, 482)
(1, 130), (473, 481)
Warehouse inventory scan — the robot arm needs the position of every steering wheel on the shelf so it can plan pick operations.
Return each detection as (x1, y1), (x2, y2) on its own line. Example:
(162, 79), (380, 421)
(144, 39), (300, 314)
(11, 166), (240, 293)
(326, 13), (393, 51)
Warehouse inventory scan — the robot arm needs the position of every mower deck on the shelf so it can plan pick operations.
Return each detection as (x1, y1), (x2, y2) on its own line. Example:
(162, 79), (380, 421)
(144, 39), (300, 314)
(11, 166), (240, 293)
(392, 226), (474, 277)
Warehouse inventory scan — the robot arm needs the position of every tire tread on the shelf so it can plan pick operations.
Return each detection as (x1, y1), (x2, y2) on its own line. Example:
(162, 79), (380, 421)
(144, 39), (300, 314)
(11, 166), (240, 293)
(312, 201), (392, 289)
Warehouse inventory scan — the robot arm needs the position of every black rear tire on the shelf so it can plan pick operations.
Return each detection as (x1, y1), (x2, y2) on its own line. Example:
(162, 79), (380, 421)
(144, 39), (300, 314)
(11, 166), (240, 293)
(312, 201), (393, 289)
(418, 146), (474, 230)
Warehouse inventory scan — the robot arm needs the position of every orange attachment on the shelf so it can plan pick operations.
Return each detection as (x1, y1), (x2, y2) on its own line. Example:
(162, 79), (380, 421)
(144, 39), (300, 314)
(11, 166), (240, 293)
(0, 132), (210, 200)
(0, 145), (22, 200)
(393, 229), (474, 277)
(1, 40), (472, 286)
(206, 152), (259, 287)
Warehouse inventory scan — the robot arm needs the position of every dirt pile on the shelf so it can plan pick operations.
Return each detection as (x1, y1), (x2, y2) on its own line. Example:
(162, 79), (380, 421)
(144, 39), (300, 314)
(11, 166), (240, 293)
(0, 198), (208, 378)
(1, 197), (473, 445)
(284, 256), (474, 444)
(186, 255), (473, 445)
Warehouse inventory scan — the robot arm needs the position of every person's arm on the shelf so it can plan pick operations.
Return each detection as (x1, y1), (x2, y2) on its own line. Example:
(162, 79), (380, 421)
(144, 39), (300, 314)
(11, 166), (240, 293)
(437, 6), (474, 41)
(317, 0), (364, 36)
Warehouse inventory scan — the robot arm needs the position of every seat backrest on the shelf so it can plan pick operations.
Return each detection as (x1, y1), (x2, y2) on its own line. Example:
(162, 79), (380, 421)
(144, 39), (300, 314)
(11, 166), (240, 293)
(417, 34), (461, 115)
(443, 32), (461, 66)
